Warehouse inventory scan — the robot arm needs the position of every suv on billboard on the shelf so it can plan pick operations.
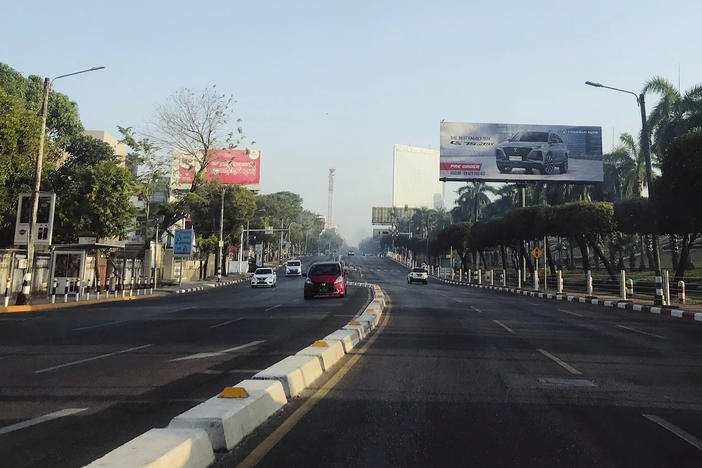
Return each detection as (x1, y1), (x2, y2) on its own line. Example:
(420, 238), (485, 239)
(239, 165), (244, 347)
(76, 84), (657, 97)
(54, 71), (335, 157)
(495, 131), (569, 175)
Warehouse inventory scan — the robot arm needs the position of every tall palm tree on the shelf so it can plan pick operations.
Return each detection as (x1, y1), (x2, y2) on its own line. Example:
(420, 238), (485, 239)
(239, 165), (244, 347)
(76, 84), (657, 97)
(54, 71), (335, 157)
(643, 77), (702, 163)
(454, 182), (498, 222)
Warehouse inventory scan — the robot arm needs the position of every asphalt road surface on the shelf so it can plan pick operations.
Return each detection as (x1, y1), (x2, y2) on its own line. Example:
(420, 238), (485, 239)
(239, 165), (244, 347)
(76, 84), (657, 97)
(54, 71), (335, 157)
(0, 256), (369, 467)
(223, 255), (702, 468)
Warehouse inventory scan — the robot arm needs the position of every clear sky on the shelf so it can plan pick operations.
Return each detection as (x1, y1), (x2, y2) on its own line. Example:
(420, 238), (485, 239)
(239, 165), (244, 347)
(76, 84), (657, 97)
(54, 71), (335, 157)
(2, 0), (701, 246)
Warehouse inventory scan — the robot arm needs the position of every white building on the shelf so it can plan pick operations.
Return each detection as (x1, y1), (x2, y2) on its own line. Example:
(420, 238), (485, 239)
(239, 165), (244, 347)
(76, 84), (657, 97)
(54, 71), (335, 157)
(392, 144), (443, 210)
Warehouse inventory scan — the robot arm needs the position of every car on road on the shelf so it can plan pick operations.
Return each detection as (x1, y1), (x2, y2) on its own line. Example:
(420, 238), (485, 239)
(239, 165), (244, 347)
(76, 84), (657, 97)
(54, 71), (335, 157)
(304, 261), (346, 299)
(347, 250), (355, 256)
(407, 267), (429, 284)
(285, 259), (302, 276)
(495, 130), (569, 175)
(251, 267), (277, 288)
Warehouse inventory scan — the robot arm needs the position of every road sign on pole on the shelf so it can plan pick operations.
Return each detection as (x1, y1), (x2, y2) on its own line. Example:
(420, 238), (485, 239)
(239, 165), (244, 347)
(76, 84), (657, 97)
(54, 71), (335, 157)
(174, 230), (193, 257)
(531, 247), (543, 259)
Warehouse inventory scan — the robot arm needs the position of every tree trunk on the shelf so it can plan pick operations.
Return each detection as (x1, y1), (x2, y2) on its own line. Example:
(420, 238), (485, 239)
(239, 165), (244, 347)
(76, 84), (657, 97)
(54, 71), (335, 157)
(575, 235), (591, 272)
(568, 239), (576, 270)
(479, 250), (487, 268)
(670, 234), (680, 271)
(545, 238), (556, 276)
(638, 235), (647, 271)
(586, 233), (616, 279)
(674, 232), (699, 283)
(500, 245), (507, 271)
(645, 235), (655, 271)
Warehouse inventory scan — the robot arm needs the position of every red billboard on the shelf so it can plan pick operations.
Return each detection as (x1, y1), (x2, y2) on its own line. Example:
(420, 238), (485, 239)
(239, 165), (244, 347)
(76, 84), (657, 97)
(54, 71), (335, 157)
(178, 150), (261, 185)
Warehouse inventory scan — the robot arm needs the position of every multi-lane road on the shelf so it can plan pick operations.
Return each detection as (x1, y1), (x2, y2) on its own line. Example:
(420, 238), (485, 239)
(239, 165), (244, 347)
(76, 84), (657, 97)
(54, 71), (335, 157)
(2, 255), (702, 467)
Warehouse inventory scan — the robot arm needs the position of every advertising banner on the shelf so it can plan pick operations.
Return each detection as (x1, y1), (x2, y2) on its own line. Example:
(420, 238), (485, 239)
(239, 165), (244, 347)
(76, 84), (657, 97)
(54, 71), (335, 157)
(174, 229), (194, 257)
(177, 149), (261, 186)
(440, 122), (603, 183)
(371, 206), (419, 226)
(14, 192), (56, 246)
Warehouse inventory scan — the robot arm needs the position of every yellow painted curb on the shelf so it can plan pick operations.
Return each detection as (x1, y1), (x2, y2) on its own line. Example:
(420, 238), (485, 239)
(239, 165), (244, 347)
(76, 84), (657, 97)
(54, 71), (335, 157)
(218, 387), (250, 398)
(311, 341), (328, 347)
(0, 294), (159, 314)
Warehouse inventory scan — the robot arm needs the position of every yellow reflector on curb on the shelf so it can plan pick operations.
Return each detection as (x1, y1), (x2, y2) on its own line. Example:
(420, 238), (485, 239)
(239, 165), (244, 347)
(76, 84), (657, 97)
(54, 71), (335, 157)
(311, 341), (328, 347)
(366, 308), (375, 312)
(349, 321), (361, 326)
(218, 387), (249, 398)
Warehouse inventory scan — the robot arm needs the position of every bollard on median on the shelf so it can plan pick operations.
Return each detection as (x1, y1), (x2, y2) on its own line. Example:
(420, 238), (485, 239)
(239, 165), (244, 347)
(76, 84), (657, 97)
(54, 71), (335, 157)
(619, 270), (627, 301)
(586, 270), (593, 297)
(678, 280), (685, 304)
(51, 278), (57, 304)
(3, 278), (10, 307)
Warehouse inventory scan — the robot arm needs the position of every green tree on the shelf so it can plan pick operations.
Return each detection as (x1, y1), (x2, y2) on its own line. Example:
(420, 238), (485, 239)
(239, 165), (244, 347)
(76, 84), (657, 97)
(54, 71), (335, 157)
(319, 229), (344, 253)
(453, 182), (497, 222)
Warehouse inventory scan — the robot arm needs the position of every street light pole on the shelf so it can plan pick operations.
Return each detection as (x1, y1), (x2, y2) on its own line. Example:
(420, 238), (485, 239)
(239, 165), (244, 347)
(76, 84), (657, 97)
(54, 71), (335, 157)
(218, 187), (225, 282)
(17, 66), (104, 305)
(585, 80), (663, 304)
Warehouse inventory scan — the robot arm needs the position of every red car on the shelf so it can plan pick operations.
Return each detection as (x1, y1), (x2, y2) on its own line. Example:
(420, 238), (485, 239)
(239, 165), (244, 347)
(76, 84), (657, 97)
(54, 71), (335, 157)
(304, 261), (346, 299)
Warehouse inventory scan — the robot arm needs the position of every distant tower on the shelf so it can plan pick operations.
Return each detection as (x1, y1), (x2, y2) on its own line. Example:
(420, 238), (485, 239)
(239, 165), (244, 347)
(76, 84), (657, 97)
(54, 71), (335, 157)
(327, 168), (335, 229)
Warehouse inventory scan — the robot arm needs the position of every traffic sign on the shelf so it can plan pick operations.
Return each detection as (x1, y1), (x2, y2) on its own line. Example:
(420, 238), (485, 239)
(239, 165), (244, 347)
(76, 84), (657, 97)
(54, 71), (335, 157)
(174, 229), (193, 257)
(531, 247), (543, 259)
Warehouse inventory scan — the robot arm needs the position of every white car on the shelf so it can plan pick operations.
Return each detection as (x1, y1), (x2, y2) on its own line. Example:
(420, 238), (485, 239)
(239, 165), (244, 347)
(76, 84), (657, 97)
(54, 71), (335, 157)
(285, 259), (302, 276)
(408, 267), (428, 284)
(251, 268), (277, 288)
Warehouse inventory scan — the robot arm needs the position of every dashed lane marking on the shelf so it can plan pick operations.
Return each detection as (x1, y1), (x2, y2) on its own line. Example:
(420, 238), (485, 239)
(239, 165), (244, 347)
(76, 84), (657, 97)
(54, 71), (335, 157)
(558, 309), (584, 318)
(72, 320), (128, 331)
(169, 340), (265, 362)
(616, 325), (666, 340)
(537, 348), (583, 376)
(34, 344), (153, 374)
(643, 414), (702, 451)
(492, 319), (515, 334)
(209, 317), (245, 329)
(0, 408), (88, 435)
(471, 306), (483, 313)
(264, 304), (282, 311)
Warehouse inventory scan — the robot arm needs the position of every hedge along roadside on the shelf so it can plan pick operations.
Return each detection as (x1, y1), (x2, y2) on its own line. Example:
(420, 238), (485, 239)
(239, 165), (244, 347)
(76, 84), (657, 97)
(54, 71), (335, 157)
(83, 282), (386, 468)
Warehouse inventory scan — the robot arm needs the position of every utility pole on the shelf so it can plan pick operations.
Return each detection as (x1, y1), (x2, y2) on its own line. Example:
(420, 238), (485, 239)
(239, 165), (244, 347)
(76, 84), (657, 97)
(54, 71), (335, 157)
(17, 66), (104, 305)
(279, 219), (284, 263)
(217, 187), (224, 282)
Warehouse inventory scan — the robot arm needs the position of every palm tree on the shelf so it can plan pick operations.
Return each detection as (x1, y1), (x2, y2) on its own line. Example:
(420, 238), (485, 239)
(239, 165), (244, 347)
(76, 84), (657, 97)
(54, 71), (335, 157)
(454, 182), (498, 223)
(643, 77), (702, 163)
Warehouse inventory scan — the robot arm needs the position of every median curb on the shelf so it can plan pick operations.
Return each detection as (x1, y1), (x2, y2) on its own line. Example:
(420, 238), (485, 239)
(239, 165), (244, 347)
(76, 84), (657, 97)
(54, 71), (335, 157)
(0, 293), (159, 314)
(83, 281), (386, 467)
(434, 276), (702, 322)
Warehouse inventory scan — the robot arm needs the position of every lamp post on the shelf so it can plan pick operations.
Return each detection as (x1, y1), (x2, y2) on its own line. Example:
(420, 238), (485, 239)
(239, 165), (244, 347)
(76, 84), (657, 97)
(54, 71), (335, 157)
(17, 66), (104, 305)
(585, 80), (663, 304)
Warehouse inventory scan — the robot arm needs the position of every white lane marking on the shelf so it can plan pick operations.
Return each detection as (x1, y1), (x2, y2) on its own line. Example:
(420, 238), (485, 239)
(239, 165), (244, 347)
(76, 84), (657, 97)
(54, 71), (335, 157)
(537, 348), (583, 376)
(643, 414), (702, 450)
(616, 325), (666, 340)
(73, 320), (128, 331)
(492, 319), (515, 334)
(264, 304), (282, 311)
(209, 317), (245, 329)
(558, 309), (584, 318)
(228, 368), (264, 374)
(470, 306), (482, 313)
(0, 408), (88, 435)
(169, 340), (265, 362)
(34, 344), (153, 374)
(219, 340), (265, 353)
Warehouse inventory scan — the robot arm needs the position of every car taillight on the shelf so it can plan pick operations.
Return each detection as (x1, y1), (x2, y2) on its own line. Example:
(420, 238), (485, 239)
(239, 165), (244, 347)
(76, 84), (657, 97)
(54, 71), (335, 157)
(334, 275), (344, 284)
(305, 278), (312, 284)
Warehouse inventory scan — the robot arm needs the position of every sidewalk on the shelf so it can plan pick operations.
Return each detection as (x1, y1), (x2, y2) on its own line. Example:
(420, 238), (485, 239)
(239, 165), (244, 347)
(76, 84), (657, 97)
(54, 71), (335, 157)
(1, 274), (249, 314)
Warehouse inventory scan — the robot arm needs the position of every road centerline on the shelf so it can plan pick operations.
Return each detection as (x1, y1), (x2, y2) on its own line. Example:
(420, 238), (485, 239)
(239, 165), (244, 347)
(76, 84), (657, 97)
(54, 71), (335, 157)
(470, 306), (483, 313)
(537, 348), (583, 376)
(73, 320), (128, 331)
(34, 344), (153, 374)
(264, 304), (282, 311)
(558, 309), (584, 318)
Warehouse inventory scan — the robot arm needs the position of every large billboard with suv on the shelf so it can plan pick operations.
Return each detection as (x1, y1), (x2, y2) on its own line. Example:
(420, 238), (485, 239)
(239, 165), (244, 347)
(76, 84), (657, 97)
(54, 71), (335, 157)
(440, 122), (603, 183)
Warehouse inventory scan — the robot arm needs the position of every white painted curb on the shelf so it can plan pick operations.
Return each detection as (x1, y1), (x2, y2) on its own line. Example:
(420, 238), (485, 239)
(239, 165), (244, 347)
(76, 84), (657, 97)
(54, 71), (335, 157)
(83, 427), (214, 468)
(324, 330), (359, 352)
(253, 355), (323, 398)
(296, 340), (345, 371)
(168, 379), (287, 451)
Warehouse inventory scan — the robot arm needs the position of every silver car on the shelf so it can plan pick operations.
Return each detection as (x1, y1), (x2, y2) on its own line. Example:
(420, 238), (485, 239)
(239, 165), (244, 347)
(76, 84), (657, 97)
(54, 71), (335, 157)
(251, 267), (277, 288)
(495, 131), (569, 175)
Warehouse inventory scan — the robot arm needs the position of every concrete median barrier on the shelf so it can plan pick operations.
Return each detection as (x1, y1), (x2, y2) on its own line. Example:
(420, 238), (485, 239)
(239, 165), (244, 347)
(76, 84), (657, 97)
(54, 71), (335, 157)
(324, 330), (359, 352)
(296, 340), (345, 371)
(343, 322), (369, 340)
(168, 379), (287, 451)
(253, 355), (323, 398)
(357, 311), (379, 328)
(83, 427), (214, 468)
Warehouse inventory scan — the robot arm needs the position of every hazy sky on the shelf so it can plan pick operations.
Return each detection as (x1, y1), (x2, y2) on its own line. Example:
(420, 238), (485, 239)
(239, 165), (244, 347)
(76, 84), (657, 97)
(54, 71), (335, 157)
(2, 0), (701, 246)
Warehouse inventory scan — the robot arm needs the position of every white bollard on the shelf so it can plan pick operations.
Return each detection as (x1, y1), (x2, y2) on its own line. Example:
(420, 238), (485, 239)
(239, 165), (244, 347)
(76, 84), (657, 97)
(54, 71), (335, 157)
(627, 279), (634, 297)
(502, 269), (507, 287)
(459, 270), (462, 282)
(556, 270), (563, 294)
(490, 269), (494, 286)
(533, 270), (539, 290)
(586, 270), (593, 297)
(663, 270), (671, 306)
(678, 280), (685, 304)
(478, 269), (482, 285)
(517, 270), (522, 289)
(620, 270), (627, 301)
(3, 278), (10, 307)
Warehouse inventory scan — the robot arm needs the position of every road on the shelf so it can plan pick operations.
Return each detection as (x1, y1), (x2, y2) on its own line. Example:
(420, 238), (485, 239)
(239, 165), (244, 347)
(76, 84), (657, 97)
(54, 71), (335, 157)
(223, 255), (702, 468)
(0, 257), (370, 467)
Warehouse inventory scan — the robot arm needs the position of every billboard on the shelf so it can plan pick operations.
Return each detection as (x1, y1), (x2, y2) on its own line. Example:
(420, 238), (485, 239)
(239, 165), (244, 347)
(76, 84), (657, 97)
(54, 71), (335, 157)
(14, 192), (56, 246)
(174, 149), (261, 189)
(372, 206), (419, 225)
(440, 122), (603, 183)
(393, 145), (443, 209)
